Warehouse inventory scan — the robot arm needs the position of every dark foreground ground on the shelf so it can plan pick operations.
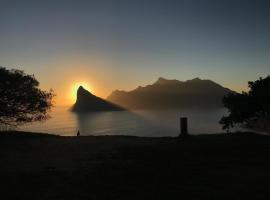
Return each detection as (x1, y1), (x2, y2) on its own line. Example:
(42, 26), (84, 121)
(1, 131), (270, 199)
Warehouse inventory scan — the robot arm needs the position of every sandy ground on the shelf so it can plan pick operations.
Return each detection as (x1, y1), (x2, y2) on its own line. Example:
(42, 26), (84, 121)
(1, 131), (270, 199)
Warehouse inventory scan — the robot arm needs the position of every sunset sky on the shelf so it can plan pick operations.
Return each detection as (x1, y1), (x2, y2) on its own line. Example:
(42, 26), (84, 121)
(1, 0), (270, 105)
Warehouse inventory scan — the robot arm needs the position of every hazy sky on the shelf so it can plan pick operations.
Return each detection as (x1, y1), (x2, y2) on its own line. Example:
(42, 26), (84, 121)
(1, 0), (270, 105)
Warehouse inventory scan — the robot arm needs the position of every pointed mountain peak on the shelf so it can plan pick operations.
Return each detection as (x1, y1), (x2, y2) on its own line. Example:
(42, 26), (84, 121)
(154, 77), (181, 85)
(77, 86), (92, 96)
(190, 77), (201, 81)
(78, 85), (84, 90)
(158, 77), (167, 81)
(72, 86), (124, 112)
(155, 77), (168, 84)
(77, 86), (85, 93)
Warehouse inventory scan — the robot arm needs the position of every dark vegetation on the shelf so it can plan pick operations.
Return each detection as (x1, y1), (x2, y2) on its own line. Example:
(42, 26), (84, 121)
(0, 67), (54, 128)
(221, 76), (270, 132)
(1, 131), (270, 199)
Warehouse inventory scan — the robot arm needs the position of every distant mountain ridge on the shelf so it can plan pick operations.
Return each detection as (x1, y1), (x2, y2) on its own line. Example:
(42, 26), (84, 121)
(107, 77), (234, 109)
(72, 86), (124, 112)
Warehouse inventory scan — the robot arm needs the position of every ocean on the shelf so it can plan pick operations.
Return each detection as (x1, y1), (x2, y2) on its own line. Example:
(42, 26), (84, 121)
(20, 106), (244, 136)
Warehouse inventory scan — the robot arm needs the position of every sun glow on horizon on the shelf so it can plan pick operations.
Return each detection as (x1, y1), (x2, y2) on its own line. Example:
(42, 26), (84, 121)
(70, 82), (92, 103)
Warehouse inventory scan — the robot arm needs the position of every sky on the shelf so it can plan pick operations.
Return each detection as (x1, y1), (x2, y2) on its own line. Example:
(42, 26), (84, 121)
(0, 0), (270, 105)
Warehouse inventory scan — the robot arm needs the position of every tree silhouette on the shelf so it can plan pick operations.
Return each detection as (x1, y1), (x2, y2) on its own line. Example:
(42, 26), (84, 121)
(0, 67), (55, 128)
(220, 76), (270, 131)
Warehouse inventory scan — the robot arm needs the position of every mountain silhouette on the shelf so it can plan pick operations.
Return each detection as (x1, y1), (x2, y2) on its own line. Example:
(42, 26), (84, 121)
(107, 77), (234, 109)
(72, 86), (124, 112)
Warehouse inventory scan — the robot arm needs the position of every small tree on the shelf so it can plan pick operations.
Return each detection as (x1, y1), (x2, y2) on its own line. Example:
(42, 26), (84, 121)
(220, 76), (270, 131)
(0, 67), (55, 128)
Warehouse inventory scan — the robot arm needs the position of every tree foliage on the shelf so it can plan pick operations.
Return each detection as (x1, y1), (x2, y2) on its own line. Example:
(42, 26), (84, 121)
(220, 76), (270, 131)
(0, 67), (55, 127)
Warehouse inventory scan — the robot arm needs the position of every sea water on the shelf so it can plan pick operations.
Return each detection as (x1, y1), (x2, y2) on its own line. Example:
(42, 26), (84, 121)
(20, 106), (243, 136)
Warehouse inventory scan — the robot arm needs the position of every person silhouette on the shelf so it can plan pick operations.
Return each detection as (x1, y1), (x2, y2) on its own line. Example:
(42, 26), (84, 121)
(77, 130), (80, 136)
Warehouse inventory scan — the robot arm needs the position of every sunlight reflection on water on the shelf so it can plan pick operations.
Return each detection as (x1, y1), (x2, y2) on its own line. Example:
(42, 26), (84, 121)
(20, 106), (243, 136)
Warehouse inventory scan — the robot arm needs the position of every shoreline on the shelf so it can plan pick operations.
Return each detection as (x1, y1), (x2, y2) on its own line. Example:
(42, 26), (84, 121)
(2, 129), (267, 138)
